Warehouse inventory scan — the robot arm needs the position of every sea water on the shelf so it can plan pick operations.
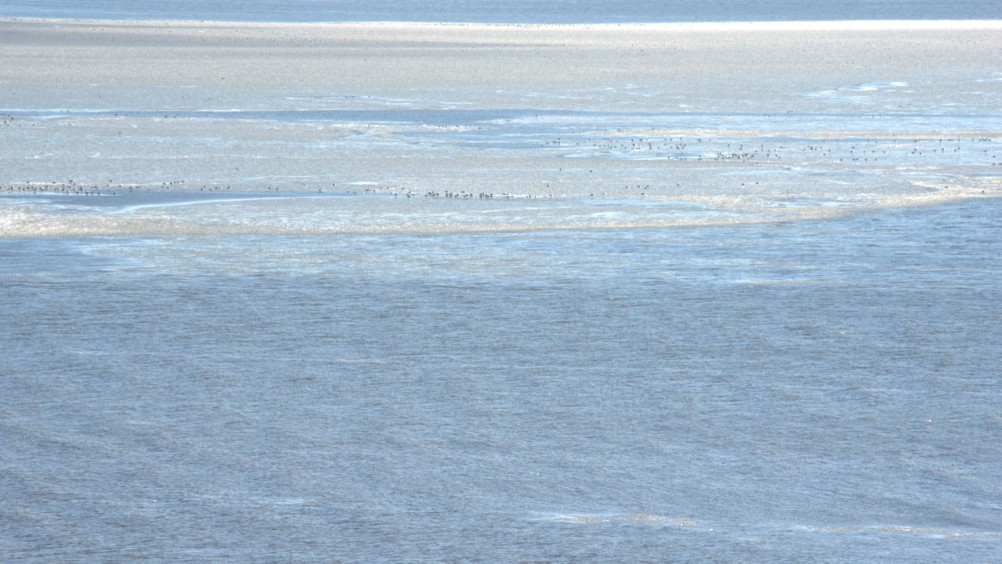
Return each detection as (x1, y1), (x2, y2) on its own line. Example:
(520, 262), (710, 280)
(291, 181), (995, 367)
(2, 188), (1001, 561)
(2, 5), (1001, 563)
(1, 0), (1000, 23)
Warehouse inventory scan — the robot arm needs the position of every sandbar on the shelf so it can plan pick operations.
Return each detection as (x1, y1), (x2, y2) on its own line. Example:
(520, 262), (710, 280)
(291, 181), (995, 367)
(1, 18), (999, 211)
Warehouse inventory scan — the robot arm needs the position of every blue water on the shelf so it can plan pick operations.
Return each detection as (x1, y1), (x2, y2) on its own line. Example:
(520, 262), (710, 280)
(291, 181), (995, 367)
(2, 2), (1001, 561)
(1, 192), (1001, 561)
(2, 0), (1000, 23)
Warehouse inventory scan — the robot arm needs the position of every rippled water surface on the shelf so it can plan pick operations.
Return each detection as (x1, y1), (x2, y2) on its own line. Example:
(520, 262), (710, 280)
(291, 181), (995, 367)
(2, 6), (1001, 560)
(2, 191), (1000, 561)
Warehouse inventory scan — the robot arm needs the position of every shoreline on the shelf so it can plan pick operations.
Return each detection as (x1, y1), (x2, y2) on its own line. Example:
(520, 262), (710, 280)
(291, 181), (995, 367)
(2, 15), (999, 209)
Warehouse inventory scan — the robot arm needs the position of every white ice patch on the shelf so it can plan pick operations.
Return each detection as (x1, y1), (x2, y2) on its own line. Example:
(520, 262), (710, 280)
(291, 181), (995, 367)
(800, 81), (909, 99)
(838, 81), (909, 92)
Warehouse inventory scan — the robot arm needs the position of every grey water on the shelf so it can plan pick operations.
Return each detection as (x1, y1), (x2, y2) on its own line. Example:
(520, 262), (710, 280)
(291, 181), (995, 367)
(2, 191), (1001, 561)
(2, 0), (1000, 23)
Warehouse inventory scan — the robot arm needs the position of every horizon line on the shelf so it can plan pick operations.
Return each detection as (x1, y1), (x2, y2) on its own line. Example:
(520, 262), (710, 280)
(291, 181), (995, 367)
(3, 17), (1002, 31)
